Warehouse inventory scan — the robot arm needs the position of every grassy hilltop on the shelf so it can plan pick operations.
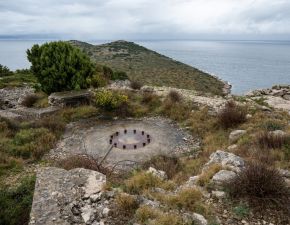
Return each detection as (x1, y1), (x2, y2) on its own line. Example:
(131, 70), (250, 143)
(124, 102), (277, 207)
(69, 40), (225, 95)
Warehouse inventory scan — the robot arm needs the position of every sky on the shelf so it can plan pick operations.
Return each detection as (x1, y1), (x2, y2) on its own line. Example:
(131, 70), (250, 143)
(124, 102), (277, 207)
(0, 0), (290, 40)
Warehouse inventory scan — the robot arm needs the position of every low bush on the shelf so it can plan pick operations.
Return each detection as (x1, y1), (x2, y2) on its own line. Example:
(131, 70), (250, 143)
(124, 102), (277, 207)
(0, 175), (35, 225)
(0, 64), (13, 77)
(225, 162), (289, 207)
(218, 101), (247, 128)
(130, 81), (143, 90)
(59, 106), (98, 122)
(115, 193), (139, 216)
(168, 90), (182, 103)
(112, 71), (128, 80)
(142, 155), (181, 179)
(95, 90), (128, 111)
(256, 131), (289, 149)
(12, 128), (56, 159)
(20, 94), (39, 107)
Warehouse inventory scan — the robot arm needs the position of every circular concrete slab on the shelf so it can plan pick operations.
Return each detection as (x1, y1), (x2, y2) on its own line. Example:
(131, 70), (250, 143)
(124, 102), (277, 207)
(48, 117), (199, 165)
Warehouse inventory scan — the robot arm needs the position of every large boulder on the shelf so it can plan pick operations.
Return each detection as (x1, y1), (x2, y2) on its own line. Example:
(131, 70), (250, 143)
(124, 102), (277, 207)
(229, 130), (247, 143)
(211, 170), (236, 185)
(48, 90), (92, 107)
(29, 167), (107, 225)
(204, 150), (245, 172)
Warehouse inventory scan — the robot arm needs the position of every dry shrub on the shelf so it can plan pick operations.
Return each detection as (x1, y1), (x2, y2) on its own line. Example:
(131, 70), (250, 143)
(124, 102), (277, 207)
(168, 90), (182, 103)
(21, 94), (39, 107)
(32, 132), (56, 159)
(225, 162), (289, 207)
(218, 101), (247, 129)
(115, 193), (139, 216)
(57, 155), (110, 175)
(256, 131), (289, 149)
(130, 81), (143, 90)
(142, 155), (181, 179)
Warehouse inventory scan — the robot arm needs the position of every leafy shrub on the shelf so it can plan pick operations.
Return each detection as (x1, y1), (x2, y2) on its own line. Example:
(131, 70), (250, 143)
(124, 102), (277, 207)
(0, 64), (13, 77)
(130, 81), (143, 90)
(225, 162), (289, 207)
(256, 131), (289, 149)
(0, 175), (35, 225)
(20, 94), (39, 107)
(218, 101), (247, 128)
(168, 90), (182, 102)
(142, 155), (181, 179)
(27, 41), (95, 94)
(95, 90), (128, 111)
(112, 71), (128, 80)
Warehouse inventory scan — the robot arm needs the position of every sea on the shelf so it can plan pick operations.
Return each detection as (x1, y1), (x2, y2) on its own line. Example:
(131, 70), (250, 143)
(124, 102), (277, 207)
(1, 39), (290, 95)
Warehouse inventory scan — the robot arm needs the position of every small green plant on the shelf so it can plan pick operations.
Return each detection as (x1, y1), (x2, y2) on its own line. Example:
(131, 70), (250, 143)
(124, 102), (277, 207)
(0, 175), (36, 225)
(112, 71), (128, 80)
(0, 64), (13, 77)
(95, 90), (128, 111)
(233, 203), (250, 218)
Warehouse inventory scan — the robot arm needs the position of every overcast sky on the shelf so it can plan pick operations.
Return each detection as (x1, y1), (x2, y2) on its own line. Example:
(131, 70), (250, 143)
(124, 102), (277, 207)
(0, 0), (290, 40)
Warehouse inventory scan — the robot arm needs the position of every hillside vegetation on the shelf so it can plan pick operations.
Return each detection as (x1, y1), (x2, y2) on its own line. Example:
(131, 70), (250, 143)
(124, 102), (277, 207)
(69, 40), (225, 96)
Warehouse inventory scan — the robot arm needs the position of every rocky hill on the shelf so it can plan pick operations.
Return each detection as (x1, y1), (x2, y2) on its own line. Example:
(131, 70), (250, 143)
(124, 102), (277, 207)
(69, 40), (227, 96)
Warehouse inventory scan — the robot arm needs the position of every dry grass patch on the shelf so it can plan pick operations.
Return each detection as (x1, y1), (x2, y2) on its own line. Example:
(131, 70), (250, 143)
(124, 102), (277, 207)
(124, 171), (175, 194)
(197, 163), (222, 186)
(142, 155), (181, 179)
(256, 131), (289, 149)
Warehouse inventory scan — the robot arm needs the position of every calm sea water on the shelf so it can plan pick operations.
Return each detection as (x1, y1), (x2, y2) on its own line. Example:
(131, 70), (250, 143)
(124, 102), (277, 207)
(1, 40), (290, 94)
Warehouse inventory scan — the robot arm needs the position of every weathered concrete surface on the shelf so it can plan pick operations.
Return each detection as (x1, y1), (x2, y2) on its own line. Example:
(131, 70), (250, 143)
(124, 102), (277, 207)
(48, 117), (200, 166)
(11, 106), (60, 119)
(29, 167), (106, 225)
(48, 90), (92, 107)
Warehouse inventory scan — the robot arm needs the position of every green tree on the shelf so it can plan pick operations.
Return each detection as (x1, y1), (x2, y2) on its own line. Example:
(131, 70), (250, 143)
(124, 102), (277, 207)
(0, 64), (13, 77)
(27, 41), (95, 94)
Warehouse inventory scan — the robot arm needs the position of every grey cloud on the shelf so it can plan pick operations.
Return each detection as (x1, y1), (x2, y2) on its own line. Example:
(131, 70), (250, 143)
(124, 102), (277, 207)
(0, 0), (290, 40)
